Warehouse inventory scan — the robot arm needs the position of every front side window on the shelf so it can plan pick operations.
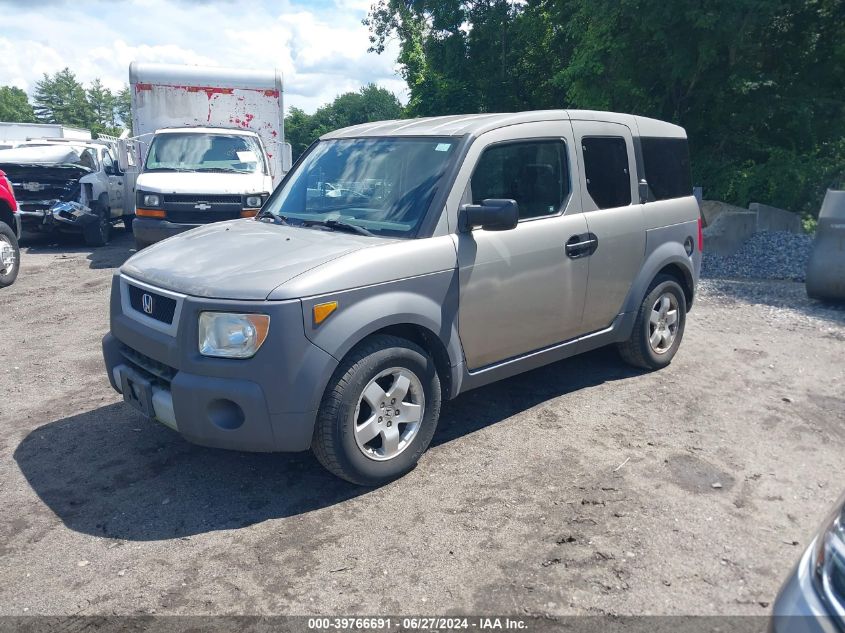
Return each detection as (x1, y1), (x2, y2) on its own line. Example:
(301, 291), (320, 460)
(144, 133), (266, 174)
(261, 137), (458, 238)
(582, 136), (632, 209)
(471, 140), (569, 220)
(641, 137), (692, 200)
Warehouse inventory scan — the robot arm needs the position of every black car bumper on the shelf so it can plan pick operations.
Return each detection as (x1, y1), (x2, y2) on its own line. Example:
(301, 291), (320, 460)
(133, 217), (198, 245)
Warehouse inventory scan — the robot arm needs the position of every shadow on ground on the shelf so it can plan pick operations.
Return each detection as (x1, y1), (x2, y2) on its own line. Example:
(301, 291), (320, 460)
(700, 277), (845, 324)
(23, 231), (135, 270)
(13, 346), (641, 542)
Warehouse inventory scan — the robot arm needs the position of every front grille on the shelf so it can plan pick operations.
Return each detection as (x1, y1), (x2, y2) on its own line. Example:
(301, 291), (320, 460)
(119, 343), (176, 386)
(165, 210), (241, 224)
(162, 194), (242, 204)
(127, 284), (177, 324)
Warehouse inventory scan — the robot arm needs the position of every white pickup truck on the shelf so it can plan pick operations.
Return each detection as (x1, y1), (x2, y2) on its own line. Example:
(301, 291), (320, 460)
(125, 62), (291, 249)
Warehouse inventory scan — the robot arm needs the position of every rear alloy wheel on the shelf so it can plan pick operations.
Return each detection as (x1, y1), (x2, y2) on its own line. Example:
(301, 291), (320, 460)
(617, 274), (687, 370)
(0, 223), (20, 288)
(312, 334), (441, 486)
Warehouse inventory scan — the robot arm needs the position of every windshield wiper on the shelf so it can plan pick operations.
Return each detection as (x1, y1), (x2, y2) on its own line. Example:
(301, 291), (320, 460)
(195, 167), (247, 173)
(301, 219), (375, 237)
(255, 209), (288, 225)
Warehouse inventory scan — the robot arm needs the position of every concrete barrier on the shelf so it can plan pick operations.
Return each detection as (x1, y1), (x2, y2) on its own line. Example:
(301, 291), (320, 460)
(700, 200), (747, 227)
(749, 202), (802, 233)
(702, 211), (758, 256)
(806, 190), (845, 301)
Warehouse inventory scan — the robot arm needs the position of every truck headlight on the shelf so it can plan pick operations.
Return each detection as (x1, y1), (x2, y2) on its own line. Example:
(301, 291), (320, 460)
(245, 195), (263, 208)
(142, 194), (161, 207)
(198, 312), (270, 359)
(812, 492), (845, 614)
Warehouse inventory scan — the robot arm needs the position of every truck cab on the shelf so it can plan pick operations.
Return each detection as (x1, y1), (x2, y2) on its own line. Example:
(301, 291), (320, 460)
(132, 127), (273, 249)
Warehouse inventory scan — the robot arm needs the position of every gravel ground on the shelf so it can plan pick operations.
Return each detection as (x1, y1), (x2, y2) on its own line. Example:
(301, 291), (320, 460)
(1, 233), (844, 618)
(701, 231), (815, 281)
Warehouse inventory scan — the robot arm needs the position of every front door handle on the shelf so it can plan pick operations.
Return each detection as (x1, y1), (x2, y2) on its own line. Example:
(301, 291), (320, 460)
(565, 233), (598, 259)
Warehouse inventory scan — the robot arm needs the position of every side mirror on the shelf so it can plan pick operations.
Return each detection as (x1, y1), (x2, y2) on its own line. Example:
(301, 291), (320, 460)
(460, 198), (519, 232)
(104, 164), (115, 176)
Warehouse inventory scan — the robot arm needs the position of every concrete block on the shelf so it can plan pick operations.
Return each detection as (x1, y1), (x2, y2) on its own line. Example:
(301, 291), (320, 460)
(700, 200), (747, 227)
(749, 202), (802, 233)
(702, 211), (758, 256)
(806, 190), (845, 301)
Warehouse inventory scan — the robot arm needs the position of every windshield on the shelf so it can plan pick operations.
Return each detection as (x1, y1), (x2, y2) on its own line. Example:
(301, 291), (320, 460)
(261, 137), (458, 238)
(144, 133), (265, 174)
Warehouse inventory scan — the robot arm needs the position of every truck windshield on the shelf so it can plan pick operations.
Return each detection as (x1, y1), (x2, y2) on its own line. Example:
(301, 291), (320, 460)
(144, 133), (265, 174)
(261, 137), (458, 238)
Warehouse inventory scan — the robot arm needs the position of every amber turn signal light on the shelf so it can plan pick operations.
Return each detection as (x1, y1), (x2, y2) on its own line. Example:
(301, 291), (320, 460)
(136, 208), (166, 218)
(313, 301), (338, 325)
(240, 209), (260, 218)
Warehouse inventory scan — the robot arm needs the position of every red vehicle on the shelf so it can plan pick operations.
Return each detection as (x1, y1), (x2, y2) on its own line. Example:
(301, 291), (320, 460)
(0, 168), (21, 287)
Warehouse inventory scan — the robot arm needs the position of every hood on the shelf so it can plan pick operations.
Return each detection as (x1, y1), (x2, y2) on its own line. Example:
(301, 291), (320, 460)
(136, 171), (269, 194)
(121, 219), (388, 300)
(0, 145), (94, 169)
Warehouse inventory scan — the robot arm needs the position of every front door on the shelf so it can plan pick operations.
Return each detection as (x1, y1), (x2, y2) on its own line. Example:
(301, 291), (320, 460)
(102, 149), (124, 215)
(455, 123), (591, 370)
(570, 120), (645, 333)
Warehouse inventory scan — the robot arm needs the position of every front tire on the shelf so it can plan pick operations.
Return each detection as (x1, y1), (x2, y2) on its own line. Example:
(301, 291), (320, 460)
(617, 275), (687, 370)
(83, 203), (111, 247)
(312, 334), (442, 486)
(0, 222), (20, 288)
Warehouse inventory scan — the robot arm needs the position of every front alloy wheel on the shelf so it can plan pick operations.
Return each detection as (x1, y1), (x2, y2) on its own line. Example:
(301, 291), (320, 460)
(312, 334), (442, 486)
(353, 367), (425, 461)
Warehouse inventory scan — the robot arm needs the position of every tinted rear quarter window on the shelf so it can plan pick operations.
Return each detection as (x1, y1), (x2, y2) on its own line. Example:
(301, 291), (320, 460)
(582, 137), (631, 209)
(641, 137), (692, 200)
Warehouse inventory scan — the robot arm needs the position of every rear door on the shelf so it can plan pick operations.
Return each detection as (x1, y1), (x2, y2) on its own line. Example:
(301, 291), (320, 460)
(571, 121), (645, 333)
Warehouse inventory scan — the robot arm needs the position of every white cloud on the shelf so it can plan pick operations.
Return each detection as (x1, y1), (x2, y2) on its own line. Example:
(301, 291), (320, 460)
(0, 0), (405, 114)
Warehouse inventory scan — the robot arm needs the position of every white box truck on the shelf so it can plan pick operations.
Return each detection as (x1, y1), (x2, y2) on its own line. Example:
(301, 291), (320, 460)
(0, 123), (92, 149)
(126, 62), (291, 249)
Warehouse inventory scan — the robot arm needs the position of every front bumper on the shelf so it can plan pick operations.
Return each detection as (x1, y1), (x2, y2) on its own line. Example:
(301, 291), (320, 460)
(19, 204), (97, 235)
(102, 274), (339, 452)
(132, 217), (197, 245)
(770, 541), (842, 633)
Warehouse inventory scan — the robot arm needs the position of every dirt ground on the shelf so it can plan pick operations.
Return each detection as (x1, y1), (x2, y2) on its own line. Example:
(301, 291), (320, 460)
(1, 232), (844, 617)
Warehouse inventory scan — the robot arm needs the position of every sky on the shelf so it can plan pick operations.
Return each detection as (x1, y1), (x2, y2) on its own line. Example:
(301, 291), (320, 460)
(0, 0), (406, 114)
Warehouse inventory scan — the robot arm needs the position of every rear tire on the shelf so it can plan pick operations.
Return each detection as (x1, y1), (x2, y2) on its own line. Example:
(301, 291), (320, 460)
(0, 222), (20, 288)
(617, 275), (687, 370)
(83, 203), (111, 247)
(312, 334), (442, 486)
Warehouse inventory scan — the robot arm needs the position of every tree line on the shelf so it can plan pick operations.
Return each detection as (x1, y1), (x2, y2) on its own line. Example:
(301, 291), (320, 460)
(0, 68), (131, 137)
(365, 0), (845, 217)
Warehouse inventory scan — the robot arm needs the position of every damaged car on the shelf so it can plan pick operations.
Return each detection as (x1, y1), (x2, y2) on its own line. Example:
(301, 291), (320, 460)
(0, 141), (131, 246)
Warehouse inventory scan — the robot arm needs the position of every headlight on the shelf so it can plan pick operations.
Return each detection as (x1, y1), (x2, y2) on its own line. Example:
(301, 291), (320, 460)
(142, 193), (161, 207)
(198, 312), (270, 359)
(245, 195), (263, 208)
(813, 492), (845, 616)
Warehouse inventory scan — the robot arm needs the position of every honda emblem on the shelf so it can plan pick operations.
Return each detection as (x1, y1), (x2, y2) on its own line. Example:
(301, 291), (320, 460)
(142, 293), (153, 315)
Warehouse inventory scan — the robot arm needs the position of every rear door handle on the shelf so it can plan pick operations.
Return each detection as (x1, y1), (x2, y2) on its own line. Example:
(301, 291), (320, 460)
(565, 233), (598, 258)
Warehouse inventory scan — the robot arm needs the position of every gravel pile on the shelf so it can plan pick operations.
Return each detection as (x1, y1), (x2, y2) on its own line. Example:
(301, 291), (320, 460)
(701, 230), (814, 281)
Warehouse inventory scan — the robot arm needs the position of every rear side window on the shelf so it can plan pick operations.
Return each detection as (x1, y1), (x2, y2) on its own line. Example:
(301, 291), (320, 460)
(581, 137), (631, 209)
(471, 140), (569, 220)
(641, 137), (692, 200)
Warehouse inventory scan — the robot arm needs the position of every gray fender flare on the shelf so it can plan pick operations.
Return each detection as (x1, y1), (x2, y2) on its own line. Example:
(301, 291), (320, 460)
(300, 273), (464, 400)
(621, 242), (695, 318)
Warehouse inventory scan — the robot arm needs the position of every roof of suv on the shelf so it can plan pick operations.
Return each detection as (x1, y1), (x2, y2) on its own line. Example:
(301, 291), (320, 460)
(321, 110), (686, 140)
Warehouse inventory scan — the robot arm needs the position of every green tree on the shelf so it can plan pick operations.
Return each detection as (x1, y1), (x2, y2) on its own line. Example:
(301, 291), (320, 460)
(86, 78), (117, 136)
(0, 86), (36, 123)
(115, 85), (132, 133)
(33, 68), (91, 128)
(366, 0), (845, 216)
(285, 84), (404, 159)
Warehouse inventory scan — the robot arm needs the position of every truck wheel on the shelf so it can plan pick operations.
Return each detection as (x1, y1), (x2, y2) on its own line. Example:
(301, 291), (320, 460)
(617, 274), (687, 370)
(123, 215), (135, 234)
(0, 222), (20, 288)
(312, 334), (442, 486)
(83, 203), (111, 247)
